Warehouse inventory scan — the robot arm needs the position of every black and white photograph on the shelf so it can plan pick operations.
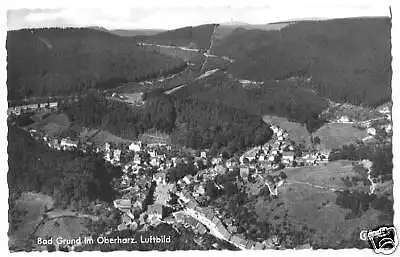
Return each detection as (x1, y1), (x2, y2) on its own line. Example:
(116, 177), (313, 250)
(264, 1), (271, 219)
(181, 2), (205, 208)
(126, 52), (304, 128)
(4, 0), (397, 254)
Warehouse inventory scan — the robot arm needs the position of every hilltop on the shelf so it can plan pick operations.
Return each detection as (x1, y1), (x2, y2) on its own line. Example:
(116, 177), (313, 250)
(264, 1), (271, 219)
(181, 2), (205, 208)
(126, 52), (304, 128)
(211, 18), (391, 107)
(7, 27), (186, 100)
(88, 26), (165, 37)
(135, 24), (217, 50)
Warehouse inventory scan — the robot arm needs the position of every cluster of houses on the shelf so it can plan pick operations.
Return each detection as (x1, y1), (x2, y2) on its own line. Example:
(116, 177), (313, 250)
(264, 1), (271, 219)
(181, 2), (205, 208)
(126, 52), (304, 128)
(175, 189), (271, 250)
(113, 142), (196, 231)
(167, 212), (208, 235)
(28, 128), (81, 152)
(24, 112), (327, 249)
(7, 102), (58, 117)
(238, 125), (329, 175)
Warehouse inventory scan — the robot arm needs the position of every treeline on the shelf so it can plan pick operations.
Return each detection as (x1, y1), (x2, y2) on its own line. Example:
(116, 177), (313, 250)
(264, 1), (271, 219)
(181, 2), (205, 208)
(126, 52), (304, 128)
(175, 71), (328, 132)
(136, 24), (217, 50)
(212, 18), (391, 107)
(172, 96), (273, 151)
(7, 126), (121, 210)
(65, 92), (273, 152)
(329, 143), (393, 181)
(335, 190), (393, 221)
(7, 27), (186, 100)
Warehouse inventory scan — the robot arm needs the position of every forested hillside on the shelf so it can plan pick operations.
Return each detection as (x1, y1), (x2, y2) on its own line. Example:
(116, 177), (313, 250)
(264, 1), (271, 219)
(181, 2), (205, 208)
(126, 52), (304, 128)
(7, 126), (120, 210)
(171, 96), (273, 152)
(7, 28), (186, 100)
(212, 18), (391, 107)
(174, 71), (328, 132)
(64, 93), (273, 152)
(135, 24), (217, 50)
(65, 93), (176, 139)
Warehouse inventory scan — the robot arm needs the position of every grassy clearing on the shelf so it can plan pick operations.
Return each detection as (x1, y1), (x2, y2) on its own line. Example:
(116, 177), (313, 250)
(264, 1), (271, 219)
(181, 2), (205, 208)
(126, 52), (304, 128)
(26, 113), (71, 137)
(139, 131), (171, 145)
(202, 56), (231, 71)
(41, 113), (70, 127)
(254, 182), (386, 248)
(9, 192), (54, 249)
(313, 123), (368, 150)
(262, 115), (312, 146)
(374, 180), (393, 200)
(283, 160), (369, 192)
(89, 130), (129, 145)
(148, 45), (203, 61)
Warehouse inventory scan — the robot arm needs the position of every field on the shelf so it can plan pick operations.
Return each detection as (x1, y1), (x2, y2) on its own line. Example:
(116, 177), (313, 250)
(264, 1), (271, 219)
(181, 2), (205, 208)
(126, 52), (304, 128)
(281, 160), (369, 193)
(139, 131), (171, 145)
(144, 45), (203, 62)
(254, 182), (386, 248)
(202, 56), (231, 71)
(109, 93), (144, 106)
(374, 180), (394, 200)
(313, 123), (368, 150)
(262, 115), (312, 146)
(9, 192), (54, 250)
(89, 130), (130, 145)
(25, 113), (71, 137)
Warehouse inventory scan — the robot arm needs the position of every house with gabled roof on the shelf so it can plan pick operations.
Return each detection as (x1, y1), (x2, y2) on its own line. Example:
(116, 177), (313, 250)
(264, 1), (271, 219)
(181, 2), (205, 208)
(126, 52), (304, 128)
(240, 166), (250, 180)
(113, 199), (132, 211)
(282, 151), (295, 165)
(147, 203), (163, 220)
(254, 242), (265, 250)
(153, 172), (167, 185)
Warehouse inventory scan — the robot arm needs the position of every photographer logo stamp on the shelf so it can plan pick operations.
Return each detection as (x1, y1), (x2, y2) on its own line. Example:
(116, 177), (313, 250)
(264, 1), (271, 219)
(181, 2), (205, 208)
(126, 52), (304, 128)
(360, 226), (398, 255)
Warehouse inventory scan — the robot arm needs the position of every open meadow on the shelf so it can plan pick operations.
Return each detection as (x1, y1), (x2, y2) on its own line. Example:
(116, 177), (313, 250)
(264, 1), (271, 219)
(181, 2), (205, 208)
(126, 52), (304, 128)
(282, 160), (369, 193)
(9, 192), (54, 250)
(254, 182), (387, 248)
(313, 123), (368, 150)
(25, 113), (71, 137)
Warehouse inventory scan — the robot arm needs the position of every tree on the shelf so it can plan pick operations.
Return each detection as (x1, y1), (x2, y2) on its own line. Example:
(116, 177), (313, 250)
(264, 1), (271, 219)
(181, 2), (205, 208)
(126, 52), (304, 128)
(205, 180), (219, 199)
(313, 136), (321, 145)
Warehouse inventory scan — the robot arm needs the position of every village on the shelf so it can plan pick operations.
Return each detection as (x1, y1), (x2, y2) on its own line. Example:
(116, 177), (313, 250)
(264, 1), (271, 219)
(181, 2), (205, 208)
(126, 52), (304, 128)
(18, 116), (330, 250)
(8, 99), (392, 250)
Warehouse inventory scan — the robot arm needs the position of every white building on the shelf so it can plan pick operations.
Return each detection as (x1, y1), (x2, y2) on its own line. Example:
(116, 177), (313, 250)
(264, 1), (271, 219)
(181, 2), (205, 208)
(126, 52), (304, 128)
(104, 142), (111, 152)
(338, 116), (350, 123)
(270, 126), (279, 134)
(60, 138), (78, 148)
(133, 154), (141, 165)
(149, 150), (157, 158)
(282, 152), (295, 164)
(49, 102), (58, 108)
(367, 127), (376, 136)
(113, 149), (122, 162)
(129, 142), (141, 152)
(153, 172), (167, 185)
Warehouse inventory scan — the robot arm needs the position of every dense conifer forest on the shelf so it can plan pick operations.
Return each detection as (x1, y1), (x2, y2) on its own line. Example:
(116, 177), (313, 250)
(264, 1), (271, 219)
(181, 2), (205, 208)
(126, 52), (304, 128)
(64, 93), (273, 152)
(7, 28), (186, 100)
(212, 18), (391, 107)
